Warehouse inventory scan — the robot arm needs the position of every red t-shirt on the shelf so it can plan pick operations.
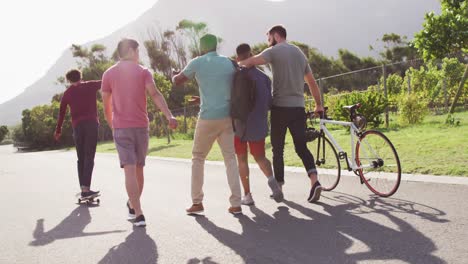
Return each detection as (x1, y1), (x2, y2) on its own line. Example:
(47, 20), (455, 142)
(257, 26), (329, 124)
(101, 61), (154, 129)
(55, 80), (101, 133)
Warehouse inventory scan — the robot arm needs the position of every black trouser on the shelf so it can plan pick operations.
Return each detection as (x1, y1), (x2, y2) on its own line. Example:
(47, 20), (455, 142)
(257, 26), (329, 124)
(73, 121), (98, 189)
(271, 106), (316, 184)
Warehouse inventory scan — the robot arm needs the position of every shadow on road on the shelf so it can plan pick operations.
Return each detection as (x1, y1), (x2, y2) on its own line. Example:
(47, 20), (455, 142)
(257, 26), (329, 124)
(97, 227), (158, 264)
(148, 144), (179, 154)
(29, 206), (125, 246)
(187, 257), (218, 264)
(194, 193), (449, 264)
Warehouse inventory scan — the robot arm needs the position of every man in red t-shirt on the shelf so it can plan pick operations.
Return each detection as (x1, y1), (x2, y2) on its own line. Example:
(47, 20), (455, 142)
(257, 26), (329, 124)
(102, 38), (177, 227)
(55, 69), (101, 199)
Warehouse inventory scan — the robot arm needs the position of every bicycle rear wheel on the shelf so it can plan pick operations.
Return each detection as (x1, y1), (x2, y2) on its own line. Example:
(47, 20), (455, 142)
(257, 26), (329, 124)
(308, 135), (341, 191)
(355, 130), (401, 197)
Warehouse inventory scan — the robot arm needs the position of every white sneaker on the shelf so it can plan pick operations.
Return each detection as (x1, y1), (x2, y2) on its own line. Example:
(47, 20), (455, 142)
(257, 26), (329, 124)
(241, 193), (255, 206)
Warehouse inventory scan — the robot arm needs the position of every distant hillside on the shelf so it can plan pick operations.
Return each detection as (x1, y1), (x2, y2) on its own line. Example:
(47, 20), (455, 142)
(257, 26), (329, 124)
(0, 0), (440, 125)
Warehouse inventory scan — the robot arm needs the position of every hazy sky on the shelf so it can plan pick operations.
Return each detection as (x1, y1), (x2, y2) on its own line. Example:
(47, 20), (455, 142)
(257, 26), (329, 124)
(0, 0), (157, 104)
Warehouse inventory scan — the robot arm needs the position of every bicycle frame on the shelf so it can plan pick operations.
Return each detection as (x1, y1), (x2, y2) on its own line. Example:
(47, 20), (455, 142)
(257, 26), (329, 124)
(318, 118), (371, 172)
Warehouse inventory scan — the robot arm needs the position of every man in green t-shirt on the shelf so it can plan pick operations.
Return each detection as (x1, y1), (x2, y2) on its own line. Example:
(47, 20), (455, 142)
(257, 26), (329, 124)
(173, 34), (242, 215)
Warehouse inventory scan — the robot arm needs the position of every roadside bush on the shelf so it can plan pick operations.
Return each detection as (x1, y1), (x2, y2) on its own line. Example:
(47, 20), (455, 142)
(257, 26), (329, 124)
(11, 125), (25, 143)
(0, 126), (8, 143)
(398, 93), (428, 125)
(326, 91), (387, 127)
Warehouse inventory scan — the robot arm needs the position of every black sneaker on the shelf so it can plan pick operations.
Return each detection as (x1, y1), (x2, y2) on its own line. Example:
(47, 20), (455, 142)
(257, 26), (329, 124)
(270, 181), (284, 199)
(268, 178), (284, 203)
(133, 215), (146, 227)
(81, 190), (100, 198)
(127, 201), (136, 220)
(308, 181), (322, 203)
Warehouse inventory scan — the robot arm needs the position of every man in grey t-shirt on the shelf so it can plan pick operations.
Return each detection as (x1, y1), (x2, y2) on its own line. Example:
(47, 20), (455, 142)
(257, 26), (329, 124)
(239, 25), (324, 203)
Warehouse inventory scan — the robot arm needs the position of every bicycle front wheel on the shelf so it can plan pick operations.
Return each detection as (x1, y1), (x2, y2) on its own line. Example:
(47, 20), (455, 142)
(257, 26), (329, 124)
(308, 135), (341, 191)
(355, 130), (401, 197)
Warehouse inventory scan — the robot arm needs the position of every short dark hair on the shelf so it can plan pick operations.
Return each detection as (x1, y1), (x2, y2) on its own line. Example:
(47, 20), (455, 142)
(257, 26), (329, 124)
(236, 43), (251, 56)
(268, 25), (287, 39)
(117, 38), (139, 58)
(65, 69), (82, 83)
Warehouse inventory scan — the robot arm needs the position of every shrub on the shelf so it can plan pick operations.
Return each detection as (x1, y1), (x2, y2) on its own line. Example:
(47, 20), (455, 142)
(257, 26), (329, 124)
(326, 91), (387, 128)
(0, 126), (8, 143)
(398, 93), (428, 125)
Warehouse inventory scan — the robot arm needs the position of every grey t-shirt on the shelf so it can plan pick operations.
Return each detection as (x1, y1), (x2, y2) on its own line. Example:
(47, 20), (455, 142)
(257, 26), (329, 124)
(260, 42), (311, 107)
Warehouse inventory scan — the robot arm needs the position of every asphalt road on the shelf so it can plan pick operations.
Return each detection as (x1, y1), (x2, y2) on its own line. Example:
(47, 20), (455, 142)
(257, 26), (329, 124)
(0, 145), (467, 264)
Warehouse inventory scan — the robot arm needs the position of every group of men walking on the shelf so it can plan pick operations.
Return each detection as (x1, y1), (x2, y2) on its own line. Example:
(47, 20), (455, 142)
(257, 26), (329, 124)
(55, 25), (324, 227)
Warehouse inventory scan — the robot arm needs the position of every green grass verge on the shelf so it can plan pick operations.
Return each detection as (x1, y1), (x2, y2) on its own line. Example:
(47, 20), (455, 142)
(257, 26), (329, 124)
(97, 111), (468, 176)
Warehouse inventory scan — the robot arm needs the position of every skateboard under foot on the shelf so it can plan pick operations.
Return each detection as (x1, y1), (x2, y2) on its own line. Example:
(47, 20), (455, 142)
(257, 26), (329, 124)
(76, 193), (101, 205)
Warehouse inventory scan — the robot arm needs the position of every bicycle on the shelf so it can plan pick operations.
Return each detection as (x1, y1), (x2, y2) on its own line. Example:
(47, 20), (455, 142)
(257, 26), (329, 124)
(305, 103), (401, 197)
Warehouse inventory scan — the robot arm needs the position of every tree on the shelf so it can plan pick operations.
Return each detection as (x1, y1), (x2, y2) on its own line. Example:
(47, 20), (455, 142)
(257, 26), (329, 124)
(0, 126), (8, 143)
(18, 103), (73, 148)
(163, 30), (188, 69)
(69, 44), (115, 81)
(337, 49), (380, 91)
(308, 48), (346, 79)
(145, 37), (175, 80)
(55, 43), (115, 142)
(413, 0), (468, 114)
(414, 1), (467, 60)
(250, 43), (268, 55)
(338, 49), (378, 71)
(176, 20), (210, 57)
(378, 33), (418, 63)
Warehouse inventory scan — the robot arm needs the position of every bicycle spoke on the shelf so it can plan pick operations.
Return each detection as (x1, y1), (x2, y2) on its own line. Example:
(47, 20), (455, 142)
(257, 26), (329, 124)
(356, 130), (401, 197)
(307, 136), (341, 191)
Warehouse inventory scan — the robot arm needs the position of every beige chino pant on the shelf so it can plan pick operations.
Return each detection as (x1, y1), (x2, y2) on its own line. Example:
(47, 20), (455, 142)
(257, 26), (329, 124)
(191, 117), (242, 207)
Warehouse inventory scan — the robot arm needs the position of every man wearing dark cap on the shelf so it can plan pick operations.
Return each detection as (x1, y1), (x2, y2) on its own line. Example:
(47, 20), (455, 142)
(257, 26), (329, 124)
(173, 34), (242, 215)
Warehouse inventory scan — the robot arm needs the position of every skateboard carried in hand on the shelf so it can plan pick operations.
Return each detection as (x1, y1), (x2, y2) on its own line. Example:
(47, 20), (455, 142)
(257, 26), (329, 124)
(76, 192), (101, 205)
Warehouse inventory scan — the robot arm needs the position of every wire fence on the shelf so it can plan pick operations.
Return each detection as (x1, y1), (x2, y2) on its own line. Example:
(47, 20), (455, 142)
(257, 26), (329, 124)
(162, 55), (467, 138)
(305, 55), (468, 128)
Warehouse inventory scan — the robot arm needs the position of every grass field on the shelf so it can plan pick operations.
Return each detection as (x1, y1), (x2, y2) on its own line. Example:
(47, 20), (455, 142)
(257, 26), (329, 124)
(97, 111), (468, 176)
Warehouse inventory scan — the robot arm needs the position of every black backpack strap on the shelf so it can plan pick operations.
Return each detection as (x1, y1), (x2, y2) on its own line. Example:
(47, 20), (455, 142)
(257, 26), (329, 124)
(232, 118), (236, 132)
(230, 58), (238, 133)
(230, 59), (239, 71)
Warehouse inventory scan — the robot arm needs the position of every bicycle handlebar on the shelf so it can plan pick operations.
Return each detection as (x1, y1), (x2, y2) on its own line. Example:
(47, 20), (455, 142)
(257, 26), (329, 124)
(306, 106), (329, 120)
(306, 103), (363, 121)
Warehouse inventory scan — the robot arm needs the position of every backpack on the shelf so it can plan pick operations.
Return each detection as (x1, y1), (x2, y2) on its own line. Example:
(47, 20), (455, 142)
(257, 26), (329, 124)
(230, 60), (256, 127)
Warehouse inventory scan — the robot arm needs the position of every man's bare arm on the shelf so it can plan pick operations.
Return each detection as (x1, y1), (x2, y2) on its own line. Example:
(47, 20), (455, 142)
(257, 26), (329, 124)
(304, 72), (324, 112)
(172, 73), (189, 86)
(102, 91), (113, 129)
(146, 82), (178, 129)
(239, 54), (267, 68)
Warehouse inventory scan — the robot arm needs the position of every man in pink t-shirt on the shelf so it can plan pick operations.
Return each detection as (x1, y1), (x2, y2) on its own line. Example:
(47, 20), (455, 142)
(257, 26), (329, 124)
(102, 38), (177, 227)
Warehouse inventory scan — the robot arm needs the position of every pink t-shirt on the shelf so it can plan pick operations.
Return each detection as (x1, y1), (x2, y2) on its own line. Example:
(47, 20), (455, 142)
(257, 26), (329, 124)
(102, 61), (154, 128)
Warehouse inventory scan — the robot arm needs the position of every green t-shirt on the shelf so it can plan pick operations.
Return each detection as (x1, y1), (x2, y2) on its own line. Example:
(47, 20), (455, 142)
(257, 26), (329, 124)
(182, 51), (235, 119)
(260, 42), (312, 107)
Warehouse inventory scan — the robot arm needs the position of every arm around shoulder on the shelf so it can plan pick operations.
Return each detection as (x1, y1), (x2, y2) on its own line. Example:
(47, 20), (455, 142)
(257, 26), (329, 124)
(239, 54), (268, 68)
